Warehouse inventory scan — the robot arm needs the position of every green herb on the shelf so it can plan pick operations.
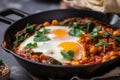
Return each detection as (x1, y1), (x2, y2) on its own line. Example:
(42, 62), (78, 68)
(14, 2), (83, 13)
(115, 38), (120, 43)
(77, 21), (94, 32)
(16, 33), (25, 42)
(90, 26), (101, 39)
(103, 31), (110, 38)
(114, 37), (120, 43)
(103, 31), (120, 43)
(90, 32), (98, 40)
(95, 43), (103, 47)
(68, 21), (95, 37)
(66, 22), (73, 27)
(95, 40), (108, 47)
(68, 27), (83, 37)
(86, 21), (94, 32)
(93, 26), (101, 32)
(80, 26), (87, 32)
(34, 29), (50, 42)
(55, 61), (62, 65)
(110, 36), (120, 43)
(25, 42), (37, 49)
(42, 29), (50, 33)
(95, 40), (113, 52)
(61, 50), (74, 60)
(35, 25), (42, 31)
(60, 21), (73, 27)
(34, 35), (50, 42)
(25, 24), (35, 33)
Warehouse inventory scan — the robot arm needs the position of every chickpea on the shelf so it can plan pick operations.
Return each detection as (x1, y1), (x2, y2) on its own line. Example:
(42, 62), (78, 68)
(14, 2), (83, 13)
(102, 55), (110, 62)
(52, 20), (59, 25)
(109, 51), (119, 56)
(98, 31), (104, 36)
(112, 42), (116, 49)
(89, 46), (98, 54)
(106, 28), (113, 33)
(71, 60), (79, 65)
(110, 56), (117, 60)
(81, 56), (88, 63)
(112, 30), (120, 37)
(43, 21), (50, 26)
(109, 51), (116, 56)
(98, 46), (103, 52)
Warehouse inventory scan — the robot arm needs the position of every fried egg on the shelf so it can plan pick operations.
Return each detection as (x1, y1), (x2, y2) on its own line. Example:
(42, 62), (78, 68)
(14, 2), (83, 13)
(19, 26), (85, 64)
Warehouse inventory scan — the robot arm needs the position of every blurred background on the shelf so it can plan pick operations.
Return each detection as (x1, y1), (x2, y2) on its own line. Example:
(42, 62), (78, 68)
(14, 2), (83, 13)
(0, 0), (60, 13)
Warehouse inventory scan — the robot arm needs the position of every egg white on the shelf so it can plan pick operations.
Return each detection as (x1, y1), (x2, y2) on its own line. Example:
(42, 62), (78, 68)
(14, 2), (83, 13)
(19, 26), (83, 63)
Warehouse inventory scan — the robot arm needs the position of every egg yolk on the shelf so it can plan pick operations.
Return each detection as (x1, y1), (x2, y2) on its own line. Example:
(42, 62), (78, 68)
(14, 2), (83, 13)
(52, 29), (68, 39)
(58, 42), (82, 55)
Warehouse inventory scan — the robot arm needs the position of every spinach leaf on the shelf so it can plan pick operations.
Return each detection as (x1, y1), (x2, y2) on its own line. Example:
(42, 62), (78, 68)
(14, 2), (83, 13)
(95, 43), (103, 47)
(42, 29), (50, 33)
(95, 40), (111, 47)
(34, 35), (50, 42)
(90, 32), (98, 40)
(95, 39), (113, 52)
(103, 32), (120, 43)
(25, 24), (35, 33)
(35, 25), (42, 31)
(66, 22), (73, 27)
(16, 33), (25, 42)
(86, 21), (94, 32)
(61, 50), (74, 60)
(25, 42), (37, 49)
(90, 26), (101, 39)
(114, 37), (120, 43)
(103, 31), (110, 38)
(110, 36), (120, 43)
(80, 26), (87, 32)
(68, 27), (83, 37)
(93, 26), (101, 32)
(34, 29), (50, 42)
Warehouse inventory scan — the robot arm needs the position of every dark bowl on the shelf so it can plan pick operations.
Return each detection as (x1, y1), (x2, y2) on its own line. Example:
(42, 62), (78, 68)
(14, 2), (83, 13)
(0, 65), (10, 80)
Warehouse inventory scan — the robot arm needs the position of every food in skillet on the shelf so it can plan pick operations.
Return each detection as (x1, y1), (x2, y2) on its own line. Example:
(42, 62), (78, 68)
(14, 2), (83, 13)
(13, 18), (120, 66)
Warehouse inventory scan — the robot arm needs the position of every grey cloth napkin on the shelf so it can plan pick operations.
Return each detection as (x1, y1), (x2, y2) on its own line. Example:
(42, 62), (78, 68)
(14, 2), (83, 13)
(9, 66), (33, 80)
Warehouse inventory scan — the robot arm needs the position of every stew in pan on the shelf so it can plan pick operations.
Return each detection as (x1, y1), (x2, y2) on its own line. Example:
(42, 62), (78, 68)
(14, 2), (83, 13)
(13, 17), (120, 66)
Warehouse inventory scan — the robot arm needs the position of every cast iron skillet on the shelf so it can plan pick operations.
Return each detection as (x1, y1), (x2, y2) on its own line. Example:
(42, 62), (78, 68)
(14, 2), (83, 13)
(0, 8), (120, 79)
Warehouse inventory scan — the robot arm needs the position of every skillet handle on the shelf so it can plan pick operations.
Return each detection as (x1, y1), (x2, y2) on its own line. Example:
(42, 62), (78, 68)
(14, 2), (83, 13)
(110, 14), (120, 28)
(0, 8), (29, 25)
(106, 13), (120, 28)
